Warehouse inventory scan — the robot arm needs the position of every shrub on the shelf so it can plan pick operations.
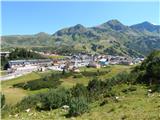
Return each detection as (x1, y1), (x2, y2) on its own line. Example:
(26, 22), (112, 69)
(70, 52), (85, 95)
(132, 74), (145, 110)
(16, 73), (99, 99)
(149, 85), (160, 93)
(42, 88), (70, 110)
(73, 74), (83, 78)
(145, 57), (160, 84)
(16, 93), (44, 111)
(16, 88), (70, 111)
(71, 84), (89, 98)
(13, 74), (62, 90)
(1, 105), (15, 118)
(68, 97), (89, 117)
(61, 72), (73, 78)
(87, 79), (106, 92)
(81, 70), (109, 77)
(87, 79), (106, 100)
(105, 72), (133, 88)
(132, 50), (160, 85)
(1, 93), (5, 108)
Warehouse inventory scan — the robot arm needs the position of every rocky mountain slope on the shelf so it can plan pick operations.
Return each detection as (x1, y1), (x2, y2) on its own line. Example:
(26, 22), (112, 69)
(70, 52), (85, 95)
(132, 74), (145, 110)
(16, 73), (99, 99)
(2, 19), (160, 57)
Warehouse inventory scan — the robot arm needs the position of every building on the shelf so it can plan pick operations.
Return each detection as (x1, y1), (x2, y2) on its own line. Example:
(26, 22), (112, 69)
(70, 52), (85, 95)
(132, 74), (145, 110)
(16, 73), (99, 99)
(87, 61), (101, 68)
(8, 59), (52, 69)
(99, 58), (109, 66)
(0, 51), (10, 57)
(119, 60), (133, 65)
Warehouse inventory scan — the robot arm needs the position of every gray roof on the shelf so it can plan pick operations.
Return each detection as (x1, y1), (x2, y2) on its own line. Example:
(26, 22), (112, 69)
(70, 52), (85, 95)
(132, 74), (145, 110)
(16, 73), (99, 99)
(8, 59), (52, 65)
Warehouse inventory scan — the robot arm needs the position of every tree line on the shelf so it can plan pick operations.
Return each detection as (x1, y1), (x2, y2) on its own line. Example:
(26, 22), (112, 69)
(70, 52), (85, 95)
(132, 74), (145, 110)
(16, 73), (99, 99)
(1, 48), (46, 70)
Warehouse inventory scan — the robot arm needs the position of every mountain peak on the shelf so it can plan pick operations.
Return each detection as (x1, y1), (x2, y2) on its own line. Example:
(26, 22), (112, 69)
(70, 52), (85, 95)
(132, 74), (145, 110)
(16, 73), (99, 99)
(138, 21), (155, 27)
(131, 21), (159, 33)
(141, 21), (153, 25)
(100, 19), (127, 31)
(35, 32), (49, 36)
(107, 19), (122, 25)
(74, 24), (84, 27)
(73, 24), (86, 29)
(68, 24), (87, 32)
(54, 24), (87, 36)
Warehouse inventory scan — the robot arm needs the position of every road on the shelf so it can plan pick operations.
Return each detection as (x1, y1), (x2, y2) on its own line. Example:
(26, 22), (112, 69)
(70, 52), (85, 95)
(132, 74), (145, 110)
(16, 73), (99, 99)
(0, 62), (89, 81)
(0, 65), (63, 81)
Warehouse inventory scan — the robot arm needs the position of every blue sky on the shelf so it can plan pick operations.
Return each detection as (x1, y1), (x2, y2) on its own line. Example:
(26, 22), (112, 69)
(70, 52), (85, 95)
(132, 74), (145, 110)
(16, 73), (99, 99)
(1, 1), (160, 35)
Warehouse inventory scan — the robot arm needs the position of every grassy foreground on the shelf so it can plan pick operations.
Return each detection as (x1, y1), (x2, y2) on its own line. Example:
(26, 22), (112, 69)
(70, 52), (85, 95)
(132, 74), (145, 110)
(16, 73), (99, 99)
(2, 84), (160, 120)
(1, 65), (131, 105)
(2, 65), (160, 120)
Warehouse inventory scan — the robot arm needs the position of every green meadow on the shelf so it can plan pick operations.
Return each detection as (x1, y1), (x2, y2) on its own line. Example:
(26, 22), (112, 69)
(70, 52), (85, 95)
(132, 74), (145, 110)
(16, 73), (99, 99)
(1, 65), (130, 105)
(1, 65), (160, 120)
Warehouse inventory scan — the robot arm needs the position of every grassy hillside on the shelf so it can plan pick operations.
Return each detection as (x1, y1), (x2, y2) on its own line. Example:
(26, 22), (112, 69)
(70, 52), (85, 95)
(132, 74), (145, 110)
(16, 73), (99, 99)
(2, 84), (160, 120)
(1, 65), (160, 120)
(1, 65), (131, 105)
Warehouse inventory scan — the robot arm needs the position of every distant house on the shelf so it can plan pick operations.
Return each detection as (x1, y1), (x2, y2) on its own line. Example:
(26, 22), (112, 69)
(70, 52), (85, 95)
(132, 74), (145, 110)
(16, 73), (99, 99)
(87, 62), (100, 68)
(99, 58), (109, 66)
(71, 66), (80, 73)
(38, 67), (46, 72)
(120, 60), (133, 65)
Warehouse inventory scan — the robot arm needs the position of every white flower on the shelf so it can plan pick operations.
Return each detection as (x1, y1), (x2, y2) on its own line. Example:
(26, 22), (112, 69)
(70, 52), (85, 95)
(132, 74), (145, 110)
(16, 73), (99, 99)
(148, 89), (152, 92)
(115, 96), (119, 100)
(62, 105), (69, 109)
(25, 108), (30, 112)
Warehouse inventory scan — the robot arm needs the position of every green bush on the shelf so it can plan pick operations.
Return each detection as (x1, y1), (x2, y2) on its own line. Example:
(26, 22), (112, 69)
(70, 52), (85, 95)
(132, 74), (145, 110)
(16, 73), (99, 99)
(68, 97), (89, 117)
(16, 88), (70, 111)
(16, 93), (44, 111)
(132, 50), (160, 85)
(87, 79), (106, 92)
(87, 79), (106, 100)
(13, 74), (62, 90)
(1, 93), (5, 108)
(105, 72), (132, 88)
(73, 74), (83, 78)
(81, 70), (109, 77)
(149, 85), (160, 93)
(1, 105), (15, 118)
(41, 88), (70, 110)
(71, 84), (89, 98)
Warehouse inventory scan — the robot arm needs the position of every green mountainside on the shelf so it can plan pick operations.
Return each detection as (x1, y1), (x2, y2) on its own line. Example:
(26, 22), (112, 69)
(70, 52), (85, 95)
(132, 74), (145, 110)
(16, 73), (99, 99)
(2, 19), (160, 57)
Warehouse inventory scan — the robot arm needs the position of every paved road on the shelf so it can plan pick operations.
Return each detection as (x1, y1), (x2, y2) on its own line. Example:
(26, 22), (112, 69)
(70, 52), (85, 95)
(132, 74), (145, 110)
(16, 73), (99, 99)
(0, 66), (63, 81)
(0, 66), (38, 81)
(0, 69), (37, 81)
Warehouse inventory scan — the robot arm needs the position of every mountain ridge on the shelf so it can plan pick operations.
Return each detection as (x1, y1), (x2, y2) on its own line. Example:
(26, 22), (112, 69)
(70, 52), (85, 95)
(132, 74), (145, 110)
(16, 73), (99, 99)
(2, 19), (160, 57)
